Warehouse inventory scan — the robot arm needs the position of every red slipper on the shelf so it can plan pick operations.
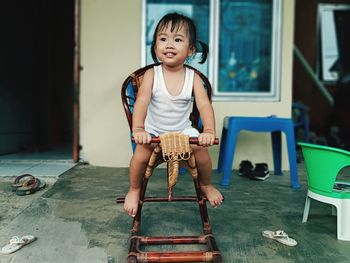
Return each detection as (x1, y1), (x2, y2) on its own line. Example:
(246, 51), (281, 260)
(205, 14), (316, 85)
(15, 178), (40, 196)
(15, 178), (47, 196)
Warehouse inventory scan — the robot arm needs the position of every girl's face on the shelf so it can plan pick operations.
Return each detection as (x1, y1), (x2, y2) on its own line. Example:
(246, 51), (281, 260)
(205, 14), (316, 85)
(154, 22), (194, 67)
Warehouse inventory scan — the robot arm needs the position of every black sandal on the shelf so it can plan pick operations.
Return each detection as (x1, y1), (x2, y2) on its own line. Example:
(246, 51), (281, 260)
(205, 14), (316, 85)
(238, 160), (254, 178)
(251, 163), (270, 181)
(11, 174), (35, 192)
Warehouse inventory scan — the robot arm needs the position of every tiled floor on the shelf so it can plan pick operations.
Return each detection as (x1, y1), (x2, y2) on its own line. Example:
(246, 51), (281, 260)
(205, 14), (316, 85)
(0, 147), (77, 177)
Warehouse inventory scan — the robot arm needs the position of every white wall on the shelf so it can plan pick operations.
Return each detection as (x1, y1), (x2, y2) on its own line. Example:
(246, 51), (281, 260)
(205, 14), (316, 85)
(80, 0), (295, 170)
(80, 0), (142, 166)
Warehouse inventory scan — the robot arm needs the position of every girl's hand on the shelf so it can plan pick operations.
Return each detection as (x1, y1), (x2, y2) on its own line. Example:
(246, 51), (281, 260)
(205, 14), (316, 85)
(133, 130), (152, 144)
(198, 132), (215, 146)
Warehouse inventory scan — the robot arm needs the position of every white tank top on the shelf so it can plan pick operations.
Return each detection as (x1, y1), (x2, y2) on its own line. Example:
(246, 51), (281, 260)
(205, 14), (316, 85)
(144, 65), (194, 136)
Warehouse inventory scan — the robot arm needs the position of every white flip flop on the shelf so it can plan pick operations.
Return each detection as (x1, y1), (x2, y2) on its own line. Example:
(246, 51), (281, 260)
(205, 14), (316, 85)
(0, 235), (37, 254)
(262, 230), (297, 246)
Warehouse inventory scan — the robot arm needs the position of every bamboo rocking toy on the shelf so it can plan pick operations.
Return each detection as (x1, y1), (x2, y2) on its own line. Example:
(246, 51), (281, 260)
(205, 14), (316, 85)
(160, 132), (192, 198)
(118, 64), (223, 263)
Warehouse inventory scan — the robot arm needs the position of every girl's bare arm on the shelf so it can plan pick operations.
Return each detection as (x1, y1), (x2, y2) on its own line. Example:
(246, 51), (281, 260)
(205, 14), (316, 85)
(193, 73), (216, 146)
(132, 68), (153, 144)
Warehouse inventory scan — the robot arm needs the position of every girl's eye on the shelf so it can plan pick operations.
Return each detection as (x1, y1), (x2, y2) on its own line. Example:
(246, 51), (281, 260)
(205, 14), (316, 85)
(160, 37), (166, 42)
(175, 38), (183, 42)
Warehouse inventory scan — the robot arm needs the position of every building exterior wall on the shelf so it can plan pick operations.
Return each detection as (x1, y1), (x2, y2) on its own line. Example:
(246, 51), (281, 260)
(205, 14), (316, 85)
(80, 0), (295, 169)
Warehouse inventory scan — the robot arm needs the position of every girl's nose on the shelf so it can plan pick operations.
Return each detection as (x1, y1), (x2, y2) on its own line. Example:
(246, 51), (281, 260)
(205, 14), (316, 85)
(166, 40), (174, 48)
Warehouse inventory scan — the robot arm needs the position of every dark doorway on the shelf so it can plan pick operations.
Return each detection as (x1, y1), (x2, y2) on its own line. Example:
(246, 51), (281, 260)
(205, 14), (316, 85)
(0, 1), (76, 160)
(293, 0), (350, 150)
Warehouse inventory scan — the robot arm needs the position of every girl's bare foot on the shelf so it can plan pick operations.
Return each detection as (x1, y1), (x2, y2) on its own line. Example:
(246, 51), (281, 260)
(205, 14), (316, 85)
(200, 184), (223, 208)
(124, 188), (140, 217)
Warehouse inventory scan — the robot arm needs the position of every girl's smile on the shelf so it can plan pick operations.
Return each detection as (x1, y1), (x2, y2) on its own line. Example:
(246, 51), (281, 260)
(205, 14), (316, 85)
(164, 51), (176, 58)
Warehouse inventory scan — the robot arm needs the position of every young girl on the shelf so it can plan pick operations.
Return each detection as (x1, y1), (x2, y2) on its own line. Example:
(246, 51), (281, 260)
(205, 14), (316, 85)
(124, 13), (223, 217)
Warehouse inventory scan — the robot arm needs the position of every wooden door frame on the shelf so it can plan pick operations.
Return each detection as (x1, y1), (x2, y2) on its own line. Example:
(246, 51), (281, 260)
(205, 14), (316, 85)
(73, 0), (81, 162)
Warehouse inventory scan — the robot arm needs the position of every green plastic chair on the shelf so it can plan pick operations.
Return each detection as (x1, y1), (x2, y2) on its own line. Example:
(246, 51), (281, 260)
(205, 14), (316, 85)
(299, 142), (350, 241)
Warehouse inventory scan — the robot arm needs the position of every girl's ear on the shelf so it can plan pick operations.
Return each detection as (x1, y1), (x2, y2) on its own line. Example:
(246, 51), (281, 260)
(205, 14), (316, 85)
(188, 45), (195, 57)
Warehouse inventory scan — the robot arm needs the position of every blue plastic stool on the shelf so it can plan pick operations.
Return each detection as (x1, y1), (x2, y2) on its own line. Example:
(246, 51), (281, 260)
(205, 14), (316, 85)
(217, 116), (300, 189)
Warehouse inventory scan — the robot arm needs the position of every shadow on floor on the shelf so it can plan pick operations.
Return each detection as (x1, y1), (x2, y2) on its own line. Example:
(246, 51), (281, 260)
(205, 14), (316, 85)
(0, 163), (349, 263)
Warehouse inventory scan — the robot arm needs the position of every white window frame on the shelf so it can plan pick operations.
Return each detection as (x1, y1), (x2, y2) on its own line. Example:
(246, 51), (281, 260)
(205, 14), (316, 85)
(142, 0), (283, 102)
(317, 4), (350, 83)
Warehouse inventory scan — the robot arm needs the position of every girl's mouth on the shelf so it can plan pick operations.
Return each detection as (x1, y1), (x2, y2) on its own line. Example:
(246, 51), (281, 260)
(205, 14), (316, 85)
(164, 52), (176, 58)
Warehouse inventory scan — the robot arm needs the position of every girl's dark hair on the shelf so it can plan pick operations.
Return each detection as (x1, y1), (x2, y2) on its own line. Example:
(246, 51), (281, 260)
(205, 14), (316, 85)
(151, 13), (208, 64)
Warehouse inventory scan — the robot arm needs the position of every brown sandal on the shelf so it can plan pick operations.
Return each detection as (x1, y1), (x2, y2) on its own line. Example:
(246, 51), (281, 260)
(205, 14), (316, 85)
(11, 174), (35, 192)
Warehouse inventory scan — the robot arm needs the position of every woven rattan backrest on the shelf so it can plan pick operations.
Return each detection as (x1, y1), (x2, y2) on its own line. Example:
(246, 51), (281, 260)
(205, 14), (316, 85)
(121, 63), (212, 132)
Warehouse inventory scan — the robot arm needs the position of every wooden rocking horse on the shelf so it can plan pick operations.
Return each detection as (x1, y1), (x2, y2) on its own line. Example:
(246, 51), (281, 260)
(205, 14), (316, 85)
(117, 64), (223, 263)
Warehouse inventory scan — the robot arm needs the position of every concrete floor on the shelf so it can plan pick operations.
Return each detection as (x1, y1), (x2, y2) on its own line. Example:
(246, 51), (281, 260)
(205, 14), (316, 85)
(0, 146), (76, 177)
(0, 163), (350, 263)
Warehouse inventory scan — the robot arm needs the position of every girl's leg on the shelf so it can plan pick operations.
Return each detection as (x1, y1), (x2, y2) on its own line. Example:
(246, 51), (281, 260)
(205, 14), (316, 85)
(124, 144), (154, 217)
(192, 145), (223, 207)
